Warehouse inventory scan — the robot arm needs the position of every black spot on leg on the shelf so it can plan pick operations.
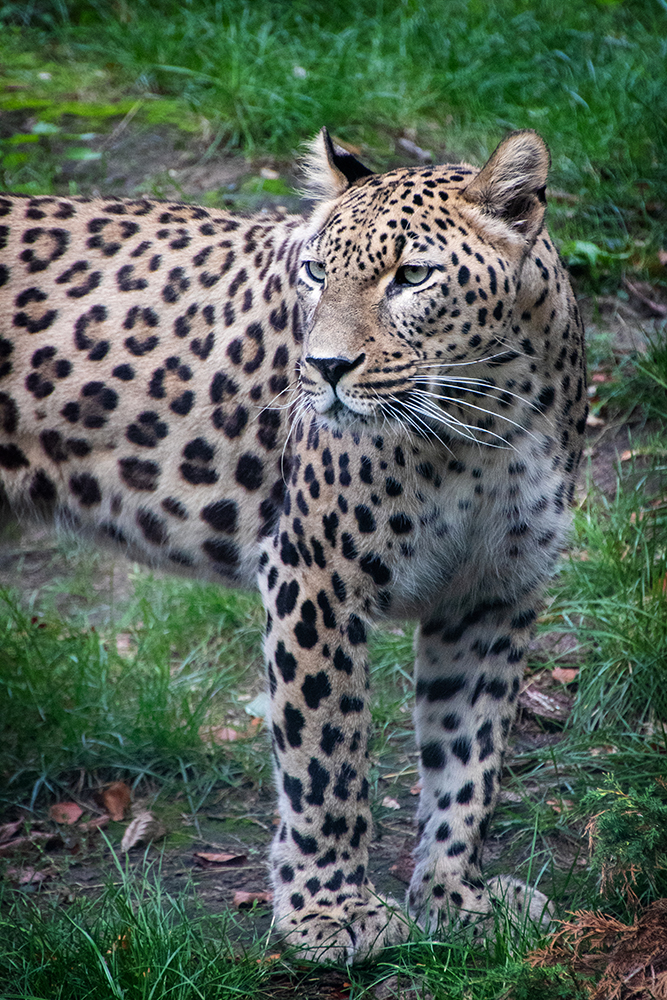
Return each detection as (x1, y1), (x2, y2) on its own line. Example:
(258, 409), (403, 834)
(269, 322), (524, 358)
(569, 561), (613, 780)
(301, 671), (332, 709)
(275, 641), (297, 682)
(294, 599), (319, 649)
(416, 675), (466, 701)
(456, 781), (474, 804)
(283, 773), (303, 813)
(305, 758), (330, 806)
(483, 769), (495, 807)
(320, 724), (344, 756)
(284, 703), (305, 746)
(477, 721), (494, 761)
(421, 742), (446, 769)
(69, 472), (102, 506)
(451, 737), (472, 764)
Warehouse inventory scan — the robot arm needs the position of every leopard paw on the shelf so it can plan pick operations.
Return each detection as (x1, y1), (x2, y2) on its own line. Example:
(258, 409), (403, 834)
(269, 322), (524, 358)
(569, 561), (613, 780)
(278, 895), (408, 963)
(487, 876), (555, 931)
(408, 875), (553, 941)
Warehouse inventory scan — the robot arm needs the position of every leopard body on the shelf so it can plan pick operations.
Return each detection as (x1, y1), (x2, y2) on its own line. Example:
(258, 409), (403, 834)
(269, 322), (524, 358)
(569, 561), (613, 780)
(0, 129), (586, 961)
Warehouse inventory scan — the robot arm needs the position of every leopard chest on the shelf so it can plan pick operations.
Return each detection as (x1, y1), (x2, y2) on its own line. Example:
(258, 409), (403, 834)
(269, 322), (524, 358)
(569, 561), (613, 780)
(274, 421), (569, 622)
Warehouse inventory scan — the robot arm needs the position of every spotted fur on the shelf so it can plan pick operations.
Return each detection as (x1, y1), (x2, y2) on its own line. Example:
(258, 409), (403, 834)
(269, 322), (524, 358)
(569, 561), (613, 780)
(0, 129), (586, 962)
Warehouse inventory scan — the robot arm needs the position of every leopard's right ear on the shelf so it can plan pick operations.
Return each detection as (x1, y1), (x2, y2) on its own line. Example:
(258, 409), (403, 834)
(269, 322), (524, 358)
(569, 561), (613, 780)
(301, 127), (374, 201)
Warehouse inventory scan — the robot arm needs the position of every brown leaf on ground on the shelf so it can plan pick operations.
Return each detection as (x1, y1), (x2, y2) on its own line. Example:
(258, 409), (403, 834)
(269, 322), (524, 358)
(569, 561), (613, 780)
(120, 811), (166, 852)
(409, 781), (422, 796)
(519, 682), (573, 724)
(49, 802), (83, 825)
(0, 818), (23, 844)
(102, 781), (131, 821)
(5, 865), (56, 886)
(0, 831), (58, 857)
(201, 718), (263, 745)
(546, 798), (574, 814)
(79, 815), (110, 833)
(193, 851), (247, 867)
(528, 899), (667, 1000)
(233, 890), (273, 909)
(388, 840), (416, 885)
(529, 630), (580, 665)
(206, 726), (241, 743)
(552, 667), (579, 684)
(381, 796), (401, 810)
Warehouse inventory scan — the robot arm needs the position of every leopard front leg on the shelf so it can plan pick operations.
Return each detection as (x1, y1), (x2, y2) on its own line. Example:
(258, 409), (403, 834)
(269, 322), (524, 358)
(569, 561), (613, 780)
(259, 548), (407, 963)
(409, 598), (551, 933)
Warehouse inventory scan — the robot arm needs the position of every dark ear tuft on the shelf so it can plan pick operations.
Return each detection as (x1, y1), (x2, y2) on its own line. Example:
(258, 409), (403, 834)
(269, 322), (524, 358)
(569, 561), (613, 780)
(302, 127), (374, 201)
(462, 130), (550, 242)
(321, 127), (374, 186)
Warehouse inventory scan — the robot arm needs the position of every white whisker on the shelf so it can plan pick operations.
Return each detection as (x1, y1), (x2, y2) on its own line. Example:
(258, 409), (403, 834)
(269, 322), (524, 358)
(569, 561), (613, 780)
(404, 396), (516, 450)
(414, 349), (526, 369)
(409, 388), (537, 439)
(410, 376), (538, 411)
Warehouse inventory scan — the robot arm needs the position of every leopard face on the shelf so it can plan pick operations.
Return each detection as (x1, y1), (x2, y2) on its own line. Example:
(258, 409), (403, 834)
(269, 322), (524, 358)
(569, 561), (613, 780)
(0, 128), (586, 962)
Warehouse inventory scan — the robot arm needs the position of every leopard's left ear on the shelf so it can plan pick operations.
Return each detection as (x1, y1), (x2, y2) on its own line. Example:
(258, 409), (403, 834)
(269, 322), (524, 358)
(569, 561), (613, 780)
(302, 127), (374, 201)
(462, 130), (550, 241)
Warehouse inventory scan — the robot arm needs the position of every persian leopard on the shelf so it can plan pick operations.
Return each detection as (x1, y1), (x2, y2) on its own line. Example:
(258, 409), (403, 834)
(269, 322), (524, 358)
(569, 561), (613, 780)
(0, 128), (586, 962)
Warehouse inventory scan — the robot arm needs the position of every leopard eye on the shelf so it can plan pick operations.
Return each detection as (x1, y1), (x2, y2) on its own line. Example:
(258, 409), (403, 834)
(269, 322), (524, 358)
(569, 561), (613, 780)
(396, 264), (432, 286)
(304, 260), (326, 283)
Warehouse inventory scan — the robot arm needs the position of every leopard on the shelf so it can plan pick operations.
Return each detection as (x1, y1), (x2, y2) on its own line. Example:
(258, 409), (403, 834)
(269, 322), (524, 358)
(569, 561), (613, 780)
(0, 127), (586, 963)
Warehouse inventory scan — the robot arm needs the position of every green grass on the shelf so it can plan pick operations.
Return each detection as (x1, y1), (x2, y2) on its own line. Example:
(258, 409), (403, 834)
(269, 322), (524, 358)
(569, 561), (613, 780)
(1, 0), (666, 283)
(0, 557), (268, 811)
(0, 848), (573, 999)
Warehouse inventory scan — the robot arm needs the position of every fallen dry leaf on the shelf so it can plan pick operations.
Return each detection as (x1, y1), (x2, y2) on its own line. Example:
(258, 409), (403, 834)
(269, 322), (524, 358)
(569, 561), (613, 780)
(552, 666), (579, 684)
(0, 831), (58, 857)
(193, 851), (247, 867)
(115, 632), (134, 656)
(519, 682), (573, 724)
(210, 726), (241, 742)
(102, 781), (131, 821)
(409, 781), (422, 796)
(0, 818), (23, 844)
(620, 449), (635, 462)
(388, 844), (416, 885)
(5, 865), (56, 886)
(381, 796), (401, 810)
(659, 250), (667, 267)
(49, 802), (83, 825)
(201, 718), (263, 745)
(546, 798), (574, 814)
(120, 811), (166, 852)
(233, 890), (273, 909)
(586, 413), (606, 428)
(79, 815), (110, 833)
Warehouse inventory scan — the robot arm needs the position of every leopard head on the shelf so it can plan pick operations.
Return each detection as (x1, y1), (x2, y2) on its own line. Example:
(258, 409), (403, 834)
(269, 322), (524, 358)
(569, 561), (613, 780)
(297, 127), (551, 446)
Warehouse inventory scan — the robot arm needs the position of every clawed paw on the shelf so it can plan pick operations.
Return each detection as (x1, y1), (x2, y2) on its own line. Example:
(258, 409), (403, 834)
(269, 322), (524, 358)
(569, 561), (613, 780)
(278, 896), (408, 963)
(408, 875), (554, 940)
(487, 876), (555, 931)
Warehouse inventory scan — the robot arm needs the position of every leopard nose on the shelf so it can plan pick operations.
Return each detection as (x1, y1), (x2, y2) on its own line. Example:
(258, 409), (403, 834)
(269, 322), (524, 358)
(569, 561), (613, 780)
(306, 353), (365, 388)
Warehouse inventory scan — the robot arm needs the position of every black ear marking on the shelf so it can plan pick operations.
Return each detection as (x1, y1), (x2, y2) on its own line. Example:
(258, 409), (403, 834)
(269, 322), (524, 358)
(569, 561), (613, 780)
(321, 127), (374, 187)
